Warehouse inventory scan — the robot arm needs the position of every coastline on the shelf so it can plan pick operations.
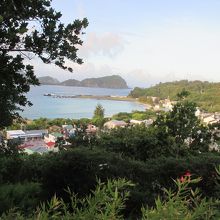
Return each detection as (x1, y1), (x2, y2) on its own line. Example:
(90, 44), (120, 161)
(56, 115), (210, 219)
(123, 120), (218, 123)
(44, 93), (135, 101)
(44, 93), (151, 109)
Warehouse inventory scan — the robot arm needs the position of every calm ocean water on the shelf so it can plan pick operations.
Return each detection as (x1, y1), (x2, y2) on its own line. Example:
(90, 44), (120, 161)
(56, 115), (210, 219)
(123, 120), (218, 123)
(21, 85), (145, 119)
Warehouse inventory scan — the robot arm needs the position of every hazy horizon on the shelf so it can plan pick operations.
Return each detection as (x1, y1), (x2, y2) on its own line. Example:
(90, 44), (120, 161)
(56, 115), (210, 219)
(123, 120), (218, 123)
(38, 74), (219, 89)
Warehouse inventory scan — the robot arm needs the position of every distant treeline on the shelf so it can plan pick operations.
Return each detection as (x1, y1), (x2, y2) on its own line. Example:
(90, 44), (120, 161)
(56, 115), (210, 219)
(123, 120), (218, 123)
(129, 80), (220, 112)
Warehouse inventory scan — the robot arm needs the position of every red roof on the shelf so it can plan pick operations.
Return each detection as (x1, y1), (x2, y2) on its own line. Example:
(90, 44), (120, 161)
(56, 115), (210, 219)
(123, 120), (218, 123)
(46, 141), (55, 148)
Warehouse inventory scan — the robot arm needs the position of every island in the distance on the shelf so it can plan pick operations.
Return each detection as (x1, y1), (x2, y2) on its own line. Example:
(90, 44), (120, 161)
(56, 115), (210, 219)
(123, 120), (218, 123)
(38, 75), (129, 89)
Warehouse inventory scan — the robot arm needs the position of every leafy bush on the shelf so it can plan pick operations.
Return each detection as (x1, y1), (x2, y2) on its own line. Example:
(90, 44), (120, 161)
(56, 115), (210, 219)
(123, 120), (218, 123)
(1, 176), (220, 219)
(0, 182), (41, 214)
(112, 110), (156, 122)
(98, 125), (181, 160)
(1, 179), (133, 220)
(1, 149), (220, 216)
(142, 177), (220, 219)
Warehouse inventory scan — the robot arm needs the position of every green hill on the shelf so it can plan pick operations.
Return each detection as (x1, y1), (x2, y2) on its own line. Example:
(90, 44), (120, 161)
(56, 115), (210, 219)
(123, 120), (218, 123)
(38, 76), (60, 85)
(60, 79), (80, 86)
(80, 75), (128, 89)
(129, 80), (220, 112)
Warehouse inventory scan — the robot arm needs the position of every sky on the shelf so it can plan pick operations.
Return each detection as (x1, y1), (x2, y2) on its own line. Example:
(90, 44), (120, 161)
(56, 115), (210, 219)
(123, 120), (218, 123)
(33, 0), (220, 88)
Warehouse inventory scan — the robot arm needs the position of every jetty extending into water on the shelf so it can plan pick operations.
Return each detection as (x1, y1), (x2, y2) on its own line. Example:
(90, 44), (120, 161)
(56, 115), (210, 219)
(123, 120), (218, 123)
(44, 93), (137, 102)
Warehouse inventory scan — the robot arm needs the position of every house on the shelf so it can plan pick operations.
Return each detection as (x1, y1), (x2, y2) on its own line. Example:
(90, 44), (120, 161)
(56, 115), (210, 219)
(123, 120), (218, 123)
(215, 113), (220, 120)
(86, 124), (97, 134)
(25, 130), (48, 140)
(23, 146), (49, 155)
(49, 125), (61, 132)
(202, 114), (219, 124)
(195, 107), (201, 117)
(104, 120), (127, 129)
(130, 119), (143, 125)
(130, 119), (154, 126)
(18, 139), (52, 154)
(62, 124), (73, 131)
(65, 128), (77, 138)
(44, 132), (63, 143)
(6, 130), (26, 140)
(153, 105), (160, 111)
(143, 119), (154, 126)
(151, 97), (158, 102)
(62, 125), (75, 138)
(209, 142), (219, 152)
(6, 129), (48, 140)
(162, 99), (173, 111)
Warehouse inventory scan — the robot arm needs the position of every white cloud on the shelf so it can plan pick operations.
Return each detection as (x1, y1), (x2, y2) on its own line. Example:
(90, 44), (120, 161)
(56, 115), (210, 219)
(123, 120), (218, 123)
(26, 21), (220, 88)
(78, 32), (125, 58)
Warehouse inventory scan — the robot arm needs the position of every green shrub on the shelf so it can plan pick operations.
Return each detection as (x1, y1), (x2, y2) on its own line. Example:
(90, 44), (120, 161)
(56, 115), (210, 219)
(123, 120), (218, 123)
(1, 150), (220, 216)
(1, 177), (220, 219)
(1, 179), (133, 220)
(142, 177), (220, 219)
(0, 182), (41, 214)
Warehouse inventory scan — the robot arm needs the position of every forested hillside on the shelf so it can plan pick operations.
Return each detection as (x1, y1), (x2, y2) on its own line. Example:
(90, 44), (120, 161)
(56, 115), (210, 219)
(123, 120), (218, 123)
(129, 80), (220, 112)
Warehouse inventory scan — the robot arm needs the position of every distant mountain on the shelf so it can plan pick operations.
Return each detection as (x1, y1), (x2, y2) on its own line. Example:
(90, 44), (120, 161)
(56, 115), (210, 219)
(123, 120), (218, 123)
(38, 76), (60, 85)
(38, 75), (129, 89)
(80, 75), (128, 89)
(60, 79), (80, 87)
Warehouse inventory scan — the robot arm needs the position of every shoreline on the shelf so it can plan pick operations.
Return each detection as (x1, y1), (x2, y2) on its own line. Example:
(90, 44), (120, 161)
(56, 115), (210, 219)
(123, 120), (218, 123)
(43, 93), (152, 109)
(44, 93), (136, 101)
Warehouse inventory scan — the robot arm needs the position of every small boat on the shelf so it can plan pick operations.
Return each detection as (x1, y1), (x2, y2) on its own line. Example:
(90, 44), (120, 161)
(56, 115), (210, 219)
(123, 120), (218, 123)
(44, 93), (55, 96)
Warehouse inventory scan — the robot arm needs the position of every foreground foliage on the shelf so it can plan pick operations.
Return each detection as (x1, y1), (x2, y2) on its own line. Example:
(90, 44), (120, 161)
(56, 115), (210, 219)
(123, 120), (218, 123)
(142, 177), (220, 220)
(1, 148), (220, 218)
(1, 176), (220, 219)
(1, 179), (132, 220)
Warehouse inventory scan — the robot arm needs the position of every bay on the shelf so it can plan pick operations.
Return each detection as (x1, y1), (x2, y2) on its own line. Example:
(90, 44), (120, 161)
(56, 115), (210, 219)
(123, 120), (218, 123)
(21, 85), (146, 119)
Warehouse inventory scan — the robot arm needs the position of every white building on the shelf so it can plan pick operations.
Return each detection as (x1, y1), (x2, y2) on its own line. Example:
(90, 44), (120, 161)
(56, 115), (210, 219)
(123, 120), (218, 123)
(86, 124), (97, 134)
(153, 105), (160, 111)
(104, 120), (127, 129)
(6, 130), (26, 140)
(195, 107), (201, 117)
(44, 132), (63, 143)
(130, 119), (143, 125)
(62, 124), (73, 131)
(199, 112), (219, 124)
(162, 103), (173, 111)
(143, 119), (154, 126)
(6, 130), (48, 140)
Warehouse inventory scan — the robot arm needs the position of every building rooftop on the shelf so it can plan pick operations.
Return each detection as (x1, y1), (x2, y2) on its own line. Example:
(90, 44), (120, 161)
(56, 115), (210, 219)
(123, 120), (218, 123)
(62, 125), (73, 130)
(51, 132), (63, 138)
(7, 130), (25, 135)
(25, 130), (48, 135)
(108, 120), (127, 125)
(7, 130), (48, 139)
(7, 130), (26, 139)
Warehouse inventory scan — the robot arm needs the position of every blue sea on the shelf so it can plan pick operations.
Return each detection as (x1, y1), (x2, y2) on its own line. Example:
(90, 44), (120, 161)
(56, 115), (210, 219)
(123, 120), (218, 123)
(21, 85), (145, 119)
